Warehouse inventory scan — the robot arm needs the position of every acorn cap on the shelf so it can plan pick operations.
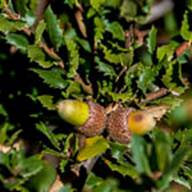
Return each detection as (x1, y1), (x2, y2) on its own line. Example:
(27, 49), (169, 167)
(107, 107), (133, 144)
(78, 101), (106, 137)
(57, 100), (106, 137)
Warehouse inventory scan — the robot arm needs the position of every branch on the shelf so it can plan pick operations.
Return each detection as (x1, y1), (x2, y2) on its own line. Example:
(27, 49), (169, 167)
(32, 0), (51, 31)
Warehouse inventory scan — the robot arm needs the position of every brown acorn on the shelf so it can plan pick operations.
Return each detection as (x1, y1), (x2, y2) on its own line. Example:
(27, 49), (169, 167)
(56, 100), (106, 137)
(107, 106), (156, 144)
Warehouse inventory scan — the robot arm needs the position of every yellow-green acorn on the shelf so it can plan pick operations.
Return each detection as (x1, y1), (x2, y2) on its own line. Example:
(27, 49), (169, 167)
(107, 107), (156, 144)
(128, 111), (156, 135)
(56, 100), (106, 137)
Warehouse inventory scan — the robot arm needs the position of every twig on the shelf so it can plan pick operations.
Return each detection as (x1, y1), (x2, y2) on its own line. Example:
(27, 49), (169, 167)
(40, 42), (63, 61)
(176, 41), (191, 57)
(75, 8), (87, 38)
(142, 88), (169, 103)
(146, 0), (174, 23)
(74, 74), (93, 95)
(32, 0), (51, 31)
(82, 156), (99, 173)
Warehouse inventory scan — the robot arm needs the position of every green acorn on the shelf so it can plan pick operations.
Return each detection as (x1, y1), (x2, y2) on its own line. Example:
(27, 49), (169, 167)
(56, 100), (106, 137)
(107, 106), (156, 144)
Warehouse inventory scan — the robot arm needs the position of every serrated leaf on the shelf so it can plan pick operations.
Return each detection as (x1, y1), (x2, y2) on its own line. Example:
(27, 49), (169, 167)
(100, 44), (133, 66)
(28, 45), (53, 68)
(44, 6), (63, 49)
(106, 21), (124, 41)
(104, 159), (139, 178)
(35, 20), (46, 45)
(152, 95), (183, 111)
(95, 57), (116, 78)
(157, 41), (179, 61)
(120, 0), (137, 19)
(62, 81), (82, 98)
(0, 15), (26, 33)
(65, 39), (79, 78)
(31, 68), (68, 89)
(36, 122), (60, 150)
(14, 0), (28, 16)
(147, 26), (157, 54)
(180, 11), (192, 41)
(77, 136), (109, 161)
(131, 135), (151, 175)
(137, 65), (156, 94)
(6, 33), (29, 52)
(162, 60), (185, 94)
(94, 17), (105, 45)
(37, 95), (55, 110)
(109, 142), (127, 160)
(90, 0), (106, 11)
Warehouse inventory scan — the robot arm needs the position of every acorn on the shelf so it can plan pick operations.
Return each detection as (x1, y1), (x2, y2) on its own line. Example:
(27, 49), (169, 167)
(56, 100), (106, 137)
(107, 107), (156, 144)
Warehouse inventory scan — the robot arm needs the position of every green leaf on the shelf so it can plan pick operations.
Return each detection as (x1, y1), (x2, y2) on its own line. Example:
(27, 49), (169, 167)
(26, 162), (56, 192)
(44, 6), (63, 49)
(31, 68), (68, 89)
(65, 39), (79, 78)
(28, 45), (54, 68)
(147, 26), (157, 54)
(158, 146), (191, 190)
(14, 0), (28, 16)
(95, 57), (116, 79)
(180, 11), (192, 41)
(100, 44), (133, 66)
(0, 104), (7, 117)
(104, 159), (139, 179)
(0, 123), (14, 144)
(77, 136), (109, 161)
(137, 65), (156, 94)
(85, 173), (122, 192)
(62, 81), (82, 98)
(109, 142), (127, 160)
(0, 15), (26, 33)
(153, 130), (172, 172)
(106, 21), (125, 41)
(94, 17), (105, 45)
(131, 135), (151, 175)
(166, 146), (191, 176)
(157, 41), (179, 61)
(35, 20), (46, 45)
(37, 95), (55, 110)
(162, 60), (185, 94)
(18, 156), (44, 178)
(6, 33), (29, 52)
(120, 0), (137, 19)
(90, 0), (106, 11)
(36, 122), (60, 150)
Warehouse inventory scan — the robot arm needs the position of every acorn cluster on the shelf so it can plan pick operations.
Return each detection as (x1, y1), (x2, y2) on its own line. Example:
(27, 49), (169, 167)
(56, 100), (158, 144)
